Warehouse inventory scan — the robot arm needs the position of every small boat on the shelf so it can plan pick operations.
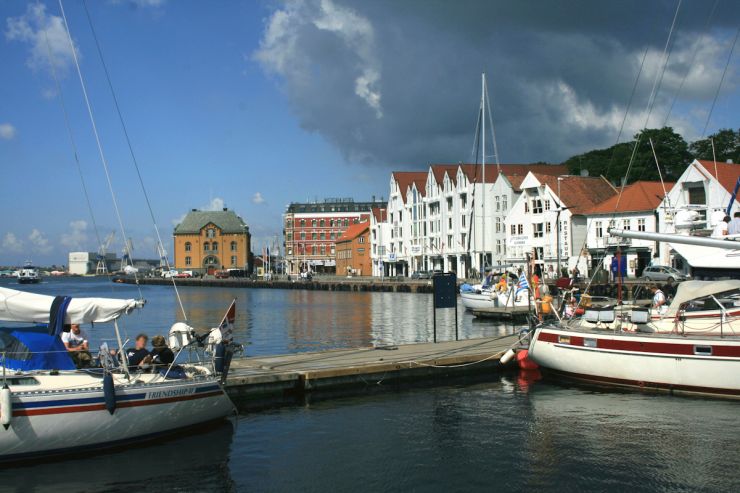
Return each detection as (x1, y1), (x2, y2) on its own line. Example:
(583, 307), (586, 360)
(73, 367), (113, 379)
(0, 286), (238, 462)
(16, 262), (40, 284)
(528, 231), (740, 398)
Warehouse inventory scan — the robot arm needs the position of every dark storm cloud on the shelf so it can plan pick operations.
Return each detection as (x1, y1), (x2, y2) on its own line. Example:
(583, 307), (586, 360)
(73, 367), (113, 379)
(254, 0), (739, 167)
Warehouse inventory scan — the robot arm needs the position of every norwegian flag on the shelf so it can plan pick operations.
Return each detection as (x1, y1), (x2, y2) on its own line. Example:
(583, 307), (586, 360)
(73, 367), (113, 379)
(218, 298), (236, 342)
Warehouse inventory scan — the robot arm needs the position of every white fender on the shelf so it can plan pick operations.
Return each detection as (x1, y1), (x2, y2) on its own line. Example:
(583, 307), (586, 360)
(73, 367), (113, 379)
(1, 385), (12, 429)
(500, 348), (516, 365)
(168, 322), (195, 350)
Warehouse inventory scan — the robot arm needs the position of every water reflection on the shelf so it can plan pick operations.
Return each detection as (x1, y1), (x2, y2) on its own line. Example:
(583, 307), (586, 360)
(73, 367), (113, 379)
(0, 421), (235, 492)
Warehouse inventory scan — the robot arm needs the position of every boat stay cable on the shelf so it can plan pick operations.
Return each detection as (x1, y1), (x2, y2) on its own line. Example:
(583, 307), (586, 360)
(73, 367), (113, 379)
(700, 26), (740, 138)
(57, 0), (143, 303)
(79, 0), (188, 321)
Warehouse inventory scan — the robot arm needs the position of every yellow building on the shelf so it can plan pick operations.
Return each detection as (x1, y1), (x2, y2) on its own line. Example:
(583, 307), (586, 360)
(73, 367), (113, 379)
(173, 208), (251, 274)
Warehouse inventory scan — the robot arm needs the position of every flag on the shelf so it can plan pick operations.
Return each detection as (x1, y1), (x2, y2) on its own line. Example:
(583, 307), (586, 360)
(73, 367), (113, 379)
(516, 273), (529, 295)
(219, 299), (236, 342)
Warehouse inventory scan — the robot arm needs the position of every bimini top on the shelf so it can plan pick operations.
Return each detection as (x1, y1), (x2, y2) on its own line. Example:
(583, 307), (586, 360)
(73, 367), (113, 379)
(0, 287), (141, 324)
(666, 280), (740, 315)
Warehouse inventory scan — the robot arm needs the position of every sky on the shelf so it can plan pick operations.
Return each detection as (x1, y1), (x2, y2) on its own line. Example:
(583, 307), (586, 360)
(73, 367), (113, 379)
(0, 0), (738, 266)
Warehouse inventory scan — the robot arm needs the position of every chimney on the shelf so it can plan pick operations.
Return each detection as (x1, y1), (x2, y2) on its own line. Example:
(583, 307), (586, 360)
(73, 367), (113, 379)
(223, 207), (228, 211)
(727, 159), (734, 164)
(191, 208), (197, 212)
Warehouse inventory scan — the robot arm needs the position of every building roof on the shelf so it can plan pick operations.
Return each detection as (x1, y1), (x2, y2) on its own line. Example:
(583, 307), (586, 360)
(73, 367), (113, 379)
(586, 181), (674, 215)
(532, 174), (618, 215)
(457, 163), (568, 185)
(336, 221), (370, 243)
(371, 207), (387, 222)
(392, 171), (428, 202)
(285, 198), (383, 214)
(173, 209), (249, 235)
(430, 164), (460, 186)
(696, 159), (740, 193)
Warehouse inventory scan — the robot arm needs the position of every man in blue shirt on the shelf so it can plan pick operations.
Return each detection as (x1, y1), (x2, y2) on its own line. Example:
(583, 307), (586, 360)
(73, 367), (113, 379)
(125, 334), (150, 369)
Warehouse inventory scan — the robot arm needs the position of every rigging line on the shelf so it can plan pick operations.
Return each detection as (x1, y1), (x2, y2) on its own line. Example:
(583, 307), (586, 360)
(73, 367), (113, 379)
(648, 0), (684, 128)
(41, 24), (113, 292)
(57, 0), (143, 301)
(483, 77), (501, 172)
(649, 138), (671, 208)
(701, 25), (740, 138)
(663, 0), (720, 127)
(80, 0), (187, 321)
(645, 0), (683, 129)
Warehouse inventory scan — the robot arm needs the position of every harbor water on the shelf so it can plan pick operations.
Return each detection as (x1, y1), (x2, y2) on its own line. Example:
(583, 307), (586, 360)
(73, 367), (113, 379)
(1, 277), (739, 492)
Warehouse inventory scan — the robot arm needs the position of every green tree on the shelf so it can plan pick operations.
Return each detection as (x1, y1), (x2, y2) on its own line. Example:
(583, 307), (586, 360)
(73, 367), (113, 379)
(689, 128), (740, 163)
(565, 127), (691, 183)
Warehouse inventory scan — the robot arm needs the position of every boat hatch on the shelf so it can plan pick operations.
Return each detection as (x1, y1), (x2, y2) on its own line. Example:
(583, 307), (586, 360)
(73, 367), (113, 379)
(558, 335), (571, 344)
(583, 338), (597, 348)
(6, 377), (39, 386)
(693, 345), (712, 356)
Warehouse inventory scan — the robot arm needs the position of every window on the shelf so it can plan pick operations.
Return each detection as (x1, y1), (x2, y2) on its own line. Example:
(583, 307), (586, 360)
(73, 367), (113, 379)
(231, 255), (237, 266)
(320, 219), (325, 227)
(320, 245), (326, 255)
(447, 235), (453, 249)
(546, 222), (552, 233)
(638, 218), (646, 232)
(517, 224), (524, 235)
(312, 232), (317, 240)
(622, 219), (631, 231)
(184, 242), (191, 252)
(496, 217), (501, 233)
(495, 196), (500, 211)
(448, 217), (453, 229)
(230, 241), (237, 252)
(300, 232), (306, 240)
(330, 232), (336, 240)
(331, 245), (335, 255)
(287, 233), (292, 242)
(511, 224), (516, 235)
(533, 223), (544, 238)
(288, 248), (293, 255)
(358, 236), (365, 243)
(532, 199), (543, 214)
(320, 232), (325, 240)
(185, 256), (191, 266)
(204, 243), (210, 252)
(344, 219), (349, 227)
(446, 197), (453, 209)
(312, 245), (317, 255)
(206, 228), (215, 238)
(212, 242), (218, 252)
(300, 219), (306, 227)
(461, 233), (467, 247)
(460, 194), (467, 208)
(595, 221), (603, 238)
(687, 185), (706, 205)
(312, 219), (317, 227)
(496, 239), (501, 254)
(525, 201), (529, 213)
(502, 196), (508, 211)
(544, 200), (551, 211)
(461, 215), (466, 228)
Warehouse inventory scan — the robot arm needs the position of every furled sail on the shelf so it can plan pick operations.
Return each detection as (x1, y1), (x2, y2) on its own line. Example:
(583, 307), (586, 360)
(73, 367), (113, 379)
(0, 287), (142, 324)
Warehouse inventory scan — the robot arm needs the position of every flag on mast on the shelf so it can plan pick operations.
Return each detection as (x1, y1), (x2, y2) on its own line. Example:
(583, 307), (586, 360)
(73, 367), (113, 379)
(219, 298), (236, 342)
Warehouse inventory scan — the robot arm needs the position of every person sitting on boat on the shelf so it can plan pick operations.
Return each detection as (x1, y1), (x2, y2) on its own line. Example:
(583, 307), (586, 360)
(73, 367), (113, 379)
(730, 212), (740, 235)
(150, 335), (175, 368)
(482, 268), (494, 289)
(62, 324), (93, 368)
(650, 285), (667, 314)
(662, 278), (676, 302)
(711, 215), (730, 238)
(125, 333), (150, 369)
(495, 276), (508, 293)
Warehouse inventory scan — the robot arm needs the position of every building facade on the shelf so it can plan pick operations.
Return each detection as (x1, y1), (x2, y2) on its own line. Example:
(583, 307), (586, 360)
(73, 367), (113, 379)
(173, 208), (251, 274)
(335, 221), (371, 276)
(283, 198), (383, 274)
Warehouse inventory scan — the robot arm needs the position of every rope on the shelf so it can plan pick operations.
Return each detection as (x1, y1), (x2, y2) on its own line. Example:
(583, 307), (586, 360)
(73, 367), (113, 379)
(700, 26), (740, 138)
(80, 0), (188, 321)
(58, 0), (143, 302)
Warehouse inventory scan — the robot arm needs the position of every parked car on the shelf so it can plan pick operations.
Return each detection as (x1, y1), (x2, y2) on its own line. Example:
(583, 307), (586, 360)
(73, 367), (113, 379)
(410, 270), (432, 279)
(174, 271), (193, 278)
(162, 269), (178, 279)
(642, 265), (690, 282)
(215, 270), (230, 279)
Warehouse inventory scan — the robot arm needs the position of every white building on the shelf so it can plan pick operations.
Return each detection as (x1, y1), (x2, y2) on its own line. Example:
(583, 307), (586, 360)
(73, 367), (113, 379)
(505, 172), (617, 278)
(584, 181), (671, 278)
(68, 252), (117, 275)
(369, 206), (389, 277)
(373, 163), (567, 279)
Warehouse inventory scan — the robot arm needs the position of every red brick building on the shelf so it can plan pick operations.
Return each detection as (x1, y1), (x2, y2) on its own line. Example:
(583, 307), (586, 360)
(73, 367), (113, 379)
(284, 198), (383, 274)
(335, 221), (371, 276)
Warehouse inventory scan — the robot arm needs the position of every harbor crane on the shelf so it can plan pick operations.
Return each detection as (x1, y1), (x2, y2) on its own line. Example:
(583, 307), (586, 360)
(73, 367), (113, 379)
(96, 231), (116, 275)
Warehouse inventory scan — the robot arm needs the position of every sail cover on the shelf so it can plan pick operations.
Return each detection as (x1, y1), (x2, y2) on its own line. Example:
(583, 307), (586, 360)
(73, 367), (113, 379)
(0, 287), (140, 324)
(666, 280), (740, 315)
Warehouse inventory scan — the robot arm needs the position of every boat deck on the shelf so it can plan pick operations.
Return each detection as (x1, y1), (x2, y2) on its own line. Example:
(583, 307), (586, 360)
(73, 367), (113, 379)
(224, 334), (521, 408)
(470, 306), (532, 319)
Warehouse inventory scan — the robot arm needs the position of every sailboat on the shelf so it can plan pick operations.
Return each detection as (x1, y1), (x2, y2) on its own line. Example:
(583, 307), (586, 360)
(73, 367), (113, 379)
(0, 1), (239, 461)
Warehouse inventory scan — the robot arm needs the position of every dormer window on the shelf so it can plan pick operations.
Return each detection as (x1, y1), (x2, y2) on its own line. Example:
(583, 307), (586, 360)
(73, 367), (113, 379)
(207, 228), (215, 238)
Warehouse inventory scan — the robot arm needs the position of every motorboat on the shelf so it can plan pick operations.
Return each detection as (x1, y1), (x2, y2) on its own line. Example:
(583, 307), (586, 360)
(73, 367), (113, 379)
(460, 285), (531, 311)
(0, 286), (238, 462)
(528, 229), (740, 398)
(16, 262), (40, 284)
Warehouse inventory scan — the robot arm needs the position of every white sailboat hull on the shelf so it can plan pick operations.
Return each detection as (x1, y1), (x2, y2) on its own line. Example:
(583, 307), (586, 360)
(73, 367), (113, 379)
(529, 325), (740, 398)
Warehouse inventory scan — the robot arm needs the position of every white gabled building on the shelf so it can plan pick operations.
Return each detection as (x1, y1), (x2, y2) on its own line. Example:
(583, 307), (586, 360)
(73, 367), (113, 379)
(369, 206), (389, 277)
(584, 181), (672, 278)
(505, 173), (617, 277)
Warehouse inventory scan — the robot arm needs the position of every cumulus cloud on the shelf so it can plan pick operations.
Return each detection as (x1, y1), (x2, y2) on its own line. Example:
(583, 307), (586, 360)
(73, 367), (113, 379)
(60, 220), (89, 250)
(251, 192), (266, 205)
(253, 0), (740, 164)
(172, 197), (227, 226)
(5, 3), (80, 75)
(2, 232), (23, 253)
(0, 123), (16, 140)
(28, 229), (52, 255)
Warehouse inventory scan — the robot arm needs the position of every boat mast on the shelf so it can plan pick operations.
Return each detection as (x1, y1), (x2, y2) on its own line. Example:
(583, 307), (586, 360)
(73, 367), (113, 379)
(481, 73), (486, 278)
(610, 228), (740, 250)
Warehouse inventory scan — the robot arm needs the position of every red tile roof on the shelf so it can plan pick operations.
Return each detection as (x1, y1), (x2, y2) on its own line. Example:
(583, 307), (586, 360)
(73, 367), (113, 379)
(391, 171), (428, 202)
(586, 181), (674, 214)
(371, 207), (387, 222)
(531, 174), (618, 215)
(430, 164), (460, 185)
(336, 221), (370, 243)
(457, 163), (568, 184)
(696, 160), (740, 194)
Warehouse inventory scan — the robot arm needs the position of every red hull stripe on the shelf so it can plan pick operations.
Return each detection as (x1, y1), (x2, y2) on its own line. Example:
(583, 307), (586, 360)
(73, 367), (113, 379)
(14, 390), (224, 417)
(537, 331), (740, 358)
(546, 368), (740, 397)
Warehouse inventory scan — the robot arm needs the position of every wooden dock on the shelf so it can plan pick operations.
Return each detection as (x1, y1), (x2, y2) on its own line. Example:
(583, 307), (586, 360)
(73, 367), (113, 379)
(224, 334), (521, 409)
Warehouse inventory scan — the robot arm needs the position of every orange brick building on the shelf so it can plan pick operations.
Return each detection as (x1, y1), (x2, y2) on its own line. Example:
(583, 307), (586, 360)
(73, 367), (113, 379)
(173, 208), (251, 274)
(335, 222), (371, 276)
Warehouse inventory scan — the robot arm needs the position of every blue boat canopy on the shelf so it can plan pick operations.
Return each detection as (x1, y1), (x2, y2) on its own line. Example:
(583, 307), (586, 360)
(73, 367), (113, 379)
(0, 326), (76, 371)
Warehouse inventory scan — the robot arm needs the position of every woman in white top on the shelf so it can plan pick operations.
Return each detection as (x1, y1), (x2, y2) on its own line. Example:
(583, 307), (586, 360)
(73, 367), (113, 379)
(711, 216), (730, 238)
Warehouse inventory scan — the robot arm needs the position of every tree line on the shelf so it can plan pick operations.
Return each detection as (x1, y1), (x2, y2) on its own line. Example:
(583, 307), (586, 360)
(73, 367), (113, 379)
(563, 127), (740, 183)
